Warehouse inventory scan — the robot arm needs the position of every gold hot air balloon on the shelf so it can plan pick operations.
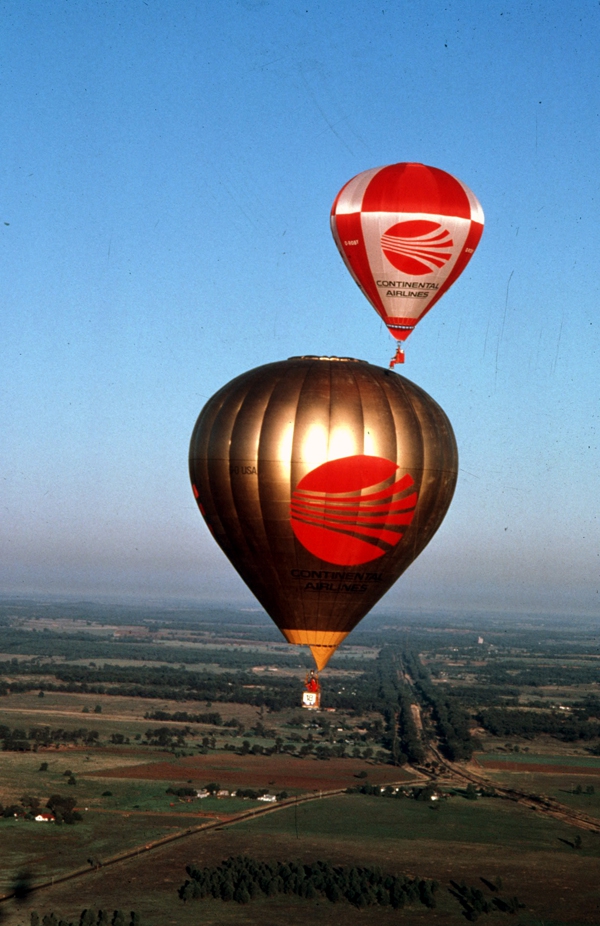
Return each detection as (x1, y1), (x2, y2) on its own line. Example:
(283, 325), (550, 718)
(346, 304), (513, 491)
(189, 356), (457, 671)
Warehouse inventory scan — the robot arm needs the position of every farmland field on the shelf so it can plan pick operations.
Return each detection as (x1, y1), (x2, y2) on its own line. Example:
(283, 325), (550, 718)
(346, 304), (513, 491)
(2, 599), (600, 924)
(94, 751), (413, 792)
(5, 794), (600, 926)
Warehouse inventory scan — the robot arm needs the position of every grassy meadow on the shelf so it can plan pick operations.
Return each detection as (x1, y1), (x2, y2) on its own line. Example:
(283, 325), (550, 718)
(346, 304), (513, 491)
(5, 793), (600, 926)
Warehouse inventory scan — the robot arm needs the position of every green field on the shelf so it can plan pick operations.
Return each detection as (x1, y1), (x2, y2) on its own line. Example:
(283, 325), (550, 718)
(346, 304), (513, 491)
(3, 794), (600, 926)
(477, 753), (600, 769)
(0, 812), (191, 895)
(233, 791), (600, 856)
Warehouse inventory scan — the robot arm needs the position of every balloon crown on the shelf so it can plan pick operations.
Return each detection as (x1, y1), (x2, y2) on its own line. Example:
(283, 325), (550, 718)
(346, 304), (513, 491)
(289, 355), (365, 363)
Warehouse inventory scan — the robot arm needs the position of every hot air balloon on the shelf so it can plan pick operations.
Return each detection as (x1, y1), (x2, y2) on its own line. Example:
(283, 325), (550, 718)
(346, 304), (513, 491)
(331, 163), (484, 366)
(189, 356), (458, 674)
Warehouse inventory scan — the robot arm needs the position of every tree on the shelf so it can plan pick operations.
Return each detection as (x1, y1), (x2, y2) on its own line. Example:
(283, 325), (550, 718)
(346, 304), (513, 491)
(21, 794), (41, 813)
(79, 910), (95, 926)
(220, 881), (234, 901)
(47, 795), (77, 817)
(233, 886), (250, 904)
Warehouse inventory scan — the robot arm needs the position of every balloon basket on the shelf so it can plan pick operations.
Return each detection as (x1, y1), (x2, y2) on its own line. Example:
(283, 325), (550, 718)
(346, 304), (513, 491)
(302, 670), (321, 709)
(301, 689), (321, 710)
(389, 345), (405, 368)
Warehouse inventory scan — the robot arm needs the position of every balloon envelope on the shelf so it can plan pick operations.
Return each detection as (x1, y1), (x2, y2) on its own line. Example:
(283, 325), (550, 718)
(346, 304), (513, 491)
(189, 356), (458, 669)
(331, 162), (484, 346)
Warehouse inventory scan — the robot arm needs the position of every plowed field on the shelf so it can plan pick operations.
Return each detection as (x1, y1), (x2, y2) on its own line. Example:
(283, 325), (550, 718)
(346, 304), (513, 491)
(94, 753), (413, 792)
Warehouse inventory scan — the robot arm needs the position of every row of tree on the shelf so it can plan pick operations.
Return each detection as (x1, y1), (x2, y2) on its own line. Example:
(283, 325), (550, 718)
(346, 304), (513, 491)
(143, 709), (223, 725)
(30, 911), (140, 925)
(401, 649), (474, 761)
(0, 724), (100, 751)
(455, 661), (600, 689)
(179, 855), (439, 909)
(449, 879), (524, 921)
(476, 707), (600, 742)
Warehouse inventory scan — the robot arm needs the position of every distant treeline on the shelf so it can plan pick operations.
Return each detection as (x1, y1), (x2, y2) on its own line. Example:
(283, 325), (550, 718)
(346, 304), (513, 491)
(179, 856), (438, 909)
(0, 653), (423, 716)
(477, 707), (600, 742)
(452, 662), (600, 688)
(0, 632), (317, 668)
(372, 647), (424, 765)
(436, 685), (520, 707)
(401, 650), (475, 761)
(0, 663), (309, 710)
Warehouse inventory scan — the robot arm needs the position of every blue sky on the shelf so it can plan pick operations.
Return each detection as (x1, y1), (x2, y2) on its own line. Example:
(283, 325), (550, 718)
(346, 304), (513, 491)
(2, 0), (599, 619)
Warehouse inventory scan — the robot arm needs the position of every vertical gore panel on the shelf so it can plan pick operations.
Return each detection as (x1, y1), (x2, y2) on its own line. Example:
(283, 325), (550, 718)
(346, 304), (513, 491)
(189, 357), (458, 657)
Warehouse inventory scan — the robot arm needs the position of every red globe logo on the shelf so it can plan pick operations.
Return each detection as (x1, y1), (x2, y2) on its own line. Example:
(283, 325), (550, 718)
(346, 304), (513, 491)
(290, 455), (418, 565)
(381, 220), (454, 276)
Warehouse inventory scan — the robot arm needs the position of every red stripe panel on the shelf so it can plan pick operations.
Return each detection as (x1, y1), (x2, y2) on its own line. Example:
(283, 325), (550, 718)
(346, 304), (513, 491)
(291, 493), (418, 515)
(290, 520), (388, 564)
(293, 473), (415, 503)
(292, 509), (415, 528)
(361, 163), (471, 218)
(333, 213), (386, 317)
(292, 516), (406, 547)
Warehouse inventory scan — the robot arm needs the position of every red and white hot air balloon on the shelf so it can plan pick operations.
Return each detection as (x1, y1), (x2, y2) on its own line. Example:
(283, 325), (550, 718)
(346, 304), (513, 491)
(330, 162), (484, 366)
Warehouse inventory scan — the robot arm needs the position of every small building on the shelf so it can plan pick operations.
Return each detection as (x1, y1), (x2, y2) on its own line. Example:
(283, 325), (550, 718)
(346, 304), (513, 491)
(257, 794), (276, 803)
(35, 813), (55, 823)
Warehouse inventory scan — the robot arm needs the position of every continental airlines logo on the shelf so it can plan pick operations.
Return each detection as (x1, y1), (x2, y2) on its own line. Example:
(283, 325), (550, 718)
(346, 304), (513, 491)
(290, 455), (418, 566)
(381, 220), (454, 276)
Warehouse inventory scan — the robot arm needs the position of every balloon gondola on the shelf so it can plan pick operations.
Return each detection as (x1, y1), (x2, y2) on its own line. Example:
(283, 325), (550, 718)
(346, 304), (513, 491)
(331, 163), (484, 366)
(302, 670), (321, 710)
(189, 356), (458, 700)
